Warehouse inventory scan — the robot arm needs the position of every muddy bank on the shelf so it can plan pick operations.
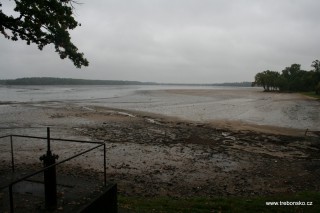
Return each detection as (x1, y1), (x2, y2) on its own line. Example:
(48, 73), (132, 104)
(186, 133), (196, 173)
(1, 103), (320, 200)
(70, 107), (320, 197)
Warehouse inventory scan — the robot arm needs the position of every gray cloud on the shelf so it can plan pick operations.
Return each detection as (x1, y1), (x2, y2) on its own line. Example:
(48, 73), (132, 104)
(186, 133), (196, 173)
(1, 0), (320, 83)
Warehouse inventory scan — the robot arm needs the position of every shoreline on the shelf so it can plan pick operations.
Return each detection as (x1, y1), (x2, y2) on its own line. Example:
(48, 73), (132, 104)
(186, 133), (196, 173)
(1, 88), (319, 211)
(1, 86), (319, 131)
(83, 105), (313, 137)
(1, 100), (314, 137)
(1, 104), (319, 197)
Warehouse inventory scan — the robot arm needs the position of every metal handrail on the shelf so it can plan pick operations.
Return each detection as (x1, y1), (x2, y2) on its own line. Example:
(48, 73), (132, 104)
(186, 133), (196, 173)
(9, 134), (105, 144)
(0, 135), (11, 139)
(0, 135), (15, 173)
(0, 134), (107, 213)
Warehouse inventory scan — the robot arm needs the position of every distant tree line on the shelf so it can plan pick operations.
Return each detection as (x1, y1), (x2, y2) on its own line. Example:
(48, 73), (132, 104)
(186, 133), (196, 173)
(1, 77), (157, 85)
(0, 77), (253, 87)
(253, 60), (320, 94)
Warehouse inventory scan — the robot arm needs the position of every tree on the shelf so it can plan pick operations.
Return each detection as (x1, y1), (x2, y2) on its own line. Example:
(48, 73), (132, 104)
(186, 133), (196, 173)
(254, 72), (266, 90)
(0, 0), (88, 68)
(282, 64), (301, 79)
(254, 70), (281, 91)
(253, 60), (320, 94)
(311, 60), (320, 91)
(311, 60), (320, 73)
(264, 70), (280, 91)
(281, 64), (303, 91)
(275, 75), (289, 91)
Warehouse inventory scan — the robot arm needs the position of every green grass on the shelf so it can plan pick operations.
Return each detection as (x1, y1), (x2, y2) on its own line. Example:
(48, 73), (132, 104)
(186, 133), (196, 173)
(119, 192), (320, 213)
(301, 92), (320, 99)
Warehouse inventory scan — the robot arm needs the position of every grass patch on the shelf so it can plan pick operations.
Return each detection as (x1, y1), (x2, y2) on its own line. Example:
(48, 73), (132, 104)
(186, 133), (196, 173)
(119, 192), (320, 212)
(301, 92), (320, 99)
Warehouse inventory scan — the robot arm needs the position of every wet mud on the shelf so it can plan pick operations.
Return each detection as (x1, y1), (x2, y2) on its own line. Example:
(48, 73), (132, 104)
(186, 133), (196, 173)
(0, 88), (319, 212)
(72, 107), (320, 197)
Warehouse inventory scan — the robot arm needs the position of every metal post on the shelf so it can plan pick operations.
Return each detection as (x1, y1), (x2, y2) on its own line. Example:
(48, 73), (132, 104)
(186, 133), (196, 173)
(10, 135), (15, 172)
(9, 184), (14, 213)
(47, 127), (50, 152)
(103, 143), (106, 187)
(39, 127), (58, 210)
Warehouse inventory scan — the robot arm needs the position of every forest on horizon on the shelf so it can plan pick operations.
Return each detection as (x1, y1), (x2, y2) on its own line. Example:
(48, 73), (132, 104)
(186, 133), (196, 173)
(0, 77), (252, 87)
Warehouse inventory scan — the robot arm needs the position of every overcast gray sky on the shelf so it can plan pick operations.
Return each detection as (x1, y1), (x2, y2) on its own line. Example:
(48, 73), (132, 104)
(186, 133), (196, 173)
(1, 0), (319, 83)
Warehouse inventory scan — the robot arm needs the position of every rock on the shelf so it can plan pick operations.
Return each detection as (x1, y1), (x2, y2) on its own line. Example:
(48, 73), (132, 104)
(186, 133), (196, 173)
(222, 132), (231, 137)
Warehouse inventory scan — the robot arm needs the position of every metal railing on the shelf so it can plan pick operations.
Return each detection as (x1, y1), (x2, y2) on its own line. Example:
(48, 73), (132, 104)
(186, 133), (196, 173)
(0, 132), (107, 213)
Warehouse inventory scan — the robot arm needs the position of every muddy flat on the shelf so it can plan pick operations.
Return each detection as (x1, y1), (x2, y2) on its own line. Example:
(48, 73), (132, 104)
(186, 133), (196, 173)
(0, 86), (319, 210)
(1, 85), (319, 130)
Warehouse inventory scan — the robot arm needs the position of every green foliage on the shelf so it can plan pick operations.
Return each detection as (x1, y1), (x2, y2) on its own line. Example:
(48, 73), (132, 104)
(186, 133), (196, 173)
(255, 70), (281, 91)
(119, 192), (320, 213)
(0, 0), (88, 68)
(254, 60), (320, 93)
(316, 82), (320, 95)
(311, 60), (320, 72)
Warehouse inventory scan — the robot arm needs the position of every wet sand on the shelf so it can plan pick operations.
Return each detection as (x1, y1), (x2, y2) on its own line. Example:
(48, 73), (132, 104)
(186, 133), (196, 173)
(1, 87), (320, 211)
(1, 86), (319, 131)
(132, 88), (319, 131)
